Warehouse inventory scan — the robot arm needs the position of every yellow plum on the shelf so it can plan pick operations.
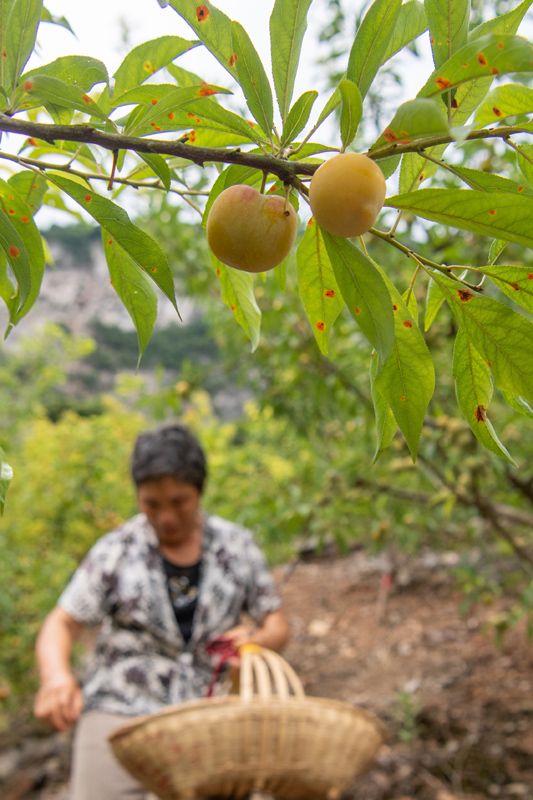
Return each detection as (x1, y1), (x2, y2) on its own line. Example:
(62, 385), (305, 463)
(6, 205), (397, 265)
(206, 184), (298, 273)
(308, 153), (386, 238)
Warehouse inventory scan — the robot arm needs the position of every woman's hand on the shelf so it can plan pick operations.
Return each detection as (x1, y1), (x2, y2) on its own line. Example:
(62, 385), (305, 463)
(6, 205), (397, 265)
(34, 672), (84, 732)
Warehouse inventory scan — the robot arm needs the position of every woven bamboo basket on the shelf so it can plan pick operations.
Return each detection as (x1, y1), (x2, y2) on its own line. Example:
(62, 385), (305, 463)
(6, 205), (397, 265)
(109, 645), (386, 800)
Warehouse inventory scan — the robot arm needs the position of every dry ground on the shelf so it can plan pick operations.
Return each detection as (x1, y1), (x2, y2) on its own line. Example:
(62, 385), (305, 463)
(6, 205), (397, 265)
(2, 547), (532, 800)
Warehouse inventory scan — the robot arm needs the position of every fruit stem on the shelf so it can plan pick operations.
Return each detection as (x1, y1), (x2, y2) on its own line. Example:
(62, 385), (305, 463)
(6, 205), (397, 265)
(358, 236), (369, 256)
(283, 183), (291, 216)
(260, 171), (268, 194)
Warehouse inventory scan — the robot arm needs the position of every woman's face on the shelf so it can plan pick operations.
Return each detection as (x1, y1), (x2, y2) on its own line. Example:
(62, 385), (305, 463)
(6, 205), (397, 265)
(137, 475), (201, 547)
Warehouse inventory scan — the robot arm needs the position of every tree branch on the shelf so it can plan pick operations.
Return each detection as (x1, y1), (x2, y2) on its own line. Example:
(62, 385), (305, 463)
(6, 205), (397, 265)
(1, 115), (532, 184)
(0, 114), (316, 184)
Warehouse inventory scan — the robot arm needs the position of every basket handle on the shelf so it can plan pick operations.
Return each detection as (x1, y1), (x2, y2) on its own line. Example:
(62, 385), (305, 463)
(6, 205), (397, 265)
(239, 644), (305, 702)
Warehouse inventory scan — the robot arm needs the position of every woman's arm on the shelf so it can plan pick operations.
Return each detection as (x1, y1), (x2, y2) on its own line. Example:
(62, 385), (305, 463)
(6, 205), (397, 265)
(222, 608), (290, 652)
(34, 606), (84, 731)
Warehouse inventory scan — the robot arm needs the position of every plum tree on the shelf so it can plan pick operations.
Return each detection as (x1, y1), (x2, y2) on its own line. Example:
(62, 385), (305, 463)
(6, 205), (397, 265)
(308, 153), (386, 238)
(206, 185), (297, 273)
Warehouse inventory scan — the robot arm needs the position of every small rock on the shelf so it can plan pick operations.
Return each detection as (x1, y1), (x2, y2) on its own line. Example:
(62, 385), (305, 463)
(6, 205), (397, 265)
(307, 618), (331, 637)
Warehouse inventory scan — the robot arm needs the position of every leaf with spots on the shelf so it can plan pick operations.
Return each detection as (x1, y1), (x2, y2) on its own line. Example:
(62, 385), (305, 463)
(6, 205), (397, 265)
(47, 174), (178, 314)
(270, 0), (313, 122)
(425, 0), (470, 71)
(381, 1), (427, 65)
(402, 287), (418, 323)
(501, 391), (533, 420)
(0, 209), (31, 311)
(386, 188), (533, 248)
(211, 253), (261, 351)
(22, 74), (110, 121)
(432, 270), (533, 405)
(0, 177), (44, 325)
(296, 220), (344, 355)
(20, 54), (108, 95)
(371, 269), (435, 461)
(370, 353), (398, 464)
(418, 33), (533, 99)
(165, 1), (237, 79)
(453, 326), (516, 464)
(346, 0), (401, 100)
(321, 231), (394, 363)
(479, 264), (533, 314)
(102, 232), (158, 365)
(373, 98), (448, 149)
(109, 36), (200, 106)
(183, 96), (269, 144)
(231, 21), (273, 136)
(474, 84), (533, 129)
(281, 90), (318, 147)
(2, 0), (42, 95)
(451, 165), (533, 197)
(339, 79), (362, 152)
(8, 170), (47, 214)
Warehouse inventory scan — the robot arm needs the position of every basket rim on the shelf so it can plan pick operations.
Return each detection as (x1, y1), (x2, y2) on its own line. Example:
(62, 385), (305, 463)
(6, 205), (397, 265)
(108, 694), (387, 744)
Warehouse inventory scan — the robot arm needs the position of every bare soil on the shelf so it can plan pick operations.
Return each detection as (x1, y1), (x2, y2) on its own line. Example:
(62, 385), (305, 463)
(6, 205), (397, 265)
(3, 547), (533, 800)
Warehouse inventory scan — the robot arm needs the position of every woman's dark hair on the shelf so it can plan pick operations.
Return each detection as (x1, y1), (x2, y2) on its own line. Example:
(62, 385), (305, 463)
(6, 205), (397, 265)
(131, 423), (207, 492)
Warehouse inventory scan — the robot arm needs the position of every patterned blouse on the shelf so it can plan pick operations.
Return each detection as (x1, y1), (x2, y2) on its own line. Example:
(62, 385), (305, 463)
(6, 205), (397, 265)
(58, 512), (282, 716)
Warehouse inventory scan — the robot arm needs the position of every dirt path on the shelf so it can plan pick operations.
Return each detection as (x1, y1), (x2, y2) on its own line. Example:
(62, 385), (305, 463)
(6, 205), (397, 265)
(277, 548), (533, 800)
(3, 548), (533, 800)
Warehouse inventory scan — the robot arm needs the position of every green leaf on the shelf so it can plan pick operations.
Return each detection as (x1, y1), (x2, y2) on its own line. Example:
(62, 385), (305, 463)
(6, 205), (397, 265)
(451, 164), (533, 197)
(3, 0), (42, 95)
(347, 0), (401, 100)
(231, 20), (273, 136)
(102, 232), (158, 364)
(381, 1), (428, 64)
(296, 220), (344, 354)
(23, 74), (110, 120)
(418, 34), (533, 99)
(167, 63), (204, 88)
(0, 209), (31, 309)
(424, 276), (445, 330)
(212, 253), (261, 350)
(281, 90), (318, 147)
(113, 36), (199, 100)
(41, 7), (74, 34)
(386, 188), (533, 248)
(425, 0), (470, 70)
(480, 264), (533, 313)
(0, 176), (44, 323)
(514, 143), (533, 187)
(469, 0), (533, 40)
(501, 391), (533, 419)
(0, 447), (13, 515)
(47, 175), (178, 313)
(370, 354), (398, 464)
(137, 153), (171, 191)
(399, 149), (441, 194)
(8, 170), (47, 213)
(184, 96), (269, 143)
(488, 239), (508, 264)
(373, 98), (448, 148)
(372, 272), (436, 461)
(475, 84), (533, 128)
(402, 288), (418, 323)
(339, 79), (362, 152)
(0, 252), (17, 337)
(434, 270), (533, 405)
(22, 55), (109, 91)
(321, 232), (394, 363)
(166, 0), (237, 79)
(269, 0), (313, 122)
(453, 326), (516, 464)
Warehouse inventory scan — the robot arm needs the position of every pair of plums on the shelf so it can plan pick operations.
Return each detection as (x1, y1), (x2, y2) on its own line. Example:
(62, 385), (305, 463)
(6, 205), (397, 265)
(206, 153), (387, 273)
